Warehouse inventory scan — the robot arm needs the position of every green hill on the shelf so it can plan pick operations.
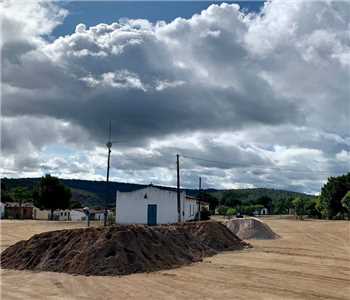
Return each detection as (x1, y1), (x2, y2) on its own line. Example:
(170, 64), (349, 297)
(1, 178), (314, 208)
(212, 188), (314, 203)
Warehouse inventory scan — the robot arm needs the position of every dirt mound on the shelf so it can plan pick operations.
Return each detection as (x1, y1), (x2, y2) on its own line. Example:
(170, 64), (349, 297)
(225, 217), (280, 240)
(182, 221), (250, 251)
(1, 221), (250, 276)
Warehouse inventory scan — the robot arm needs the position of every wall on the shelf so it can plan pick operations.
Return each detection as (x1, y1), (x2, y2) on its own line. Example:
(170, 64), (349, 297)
(183, 198), (199, 221)
(32, 208), (49, 220)
(261, 208), (268, 215)
(52, 210), (71, 221)
(116, 187), (185, 225)
(95, 212), (112, 221)
(70, 210), (86, 221)
(95, 213), (104, 221)
(6, 207), (33, 219)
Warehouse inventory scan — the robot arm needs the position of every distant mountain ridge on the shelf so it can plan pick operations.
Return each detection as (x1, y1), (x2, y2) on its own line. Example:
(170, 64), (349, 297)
(1, 177), (314, 208)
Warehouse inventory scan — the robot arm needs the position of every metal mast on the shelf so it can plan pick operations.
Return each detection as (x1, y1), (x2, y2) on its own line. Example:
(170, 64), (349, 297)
(198, 176), (202, 221)
(105, 121), (112, 226)
(176, 154), (181, 223)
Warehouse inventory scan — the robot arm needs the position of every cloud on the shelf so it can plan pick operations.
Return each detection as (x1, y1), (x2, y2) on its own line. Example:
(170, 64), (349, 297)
(1, 0), (349, 193)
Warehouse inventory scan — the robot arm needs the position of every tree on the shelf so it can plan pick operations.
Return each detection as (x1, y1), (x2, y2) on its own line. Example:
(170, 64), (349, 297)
(1, 181), (13, 202)
(255, 196), (273, 212)
(201, 192), (219, 213)
(217, 206), (228, 216)
(319, 173), (350, 219)
(305, 198), (322, 219)
(341, 191), (350, 220)
(272, 198), (290, 215)
(292, 197), (308, 220)
(33, 175), (71, 220)
(315, 196), (327, 218)
(226, 207), (236, 218)
(221, 192), (242, 208)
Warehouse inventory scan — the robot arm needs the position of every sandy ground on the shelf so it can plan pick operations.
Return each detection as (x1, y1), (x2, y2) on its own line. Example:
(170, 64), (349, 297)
(1, 218), (349, 300)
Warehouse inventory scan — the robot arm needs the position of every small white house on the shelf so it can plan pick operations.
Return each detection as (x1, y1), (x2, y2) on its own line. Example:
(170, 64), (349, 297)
(51, 209), (71, 221)
(116, 185), (201, 225)
(32, 207), (50, 220)
(94, 210), (105, 221)
(70, 209), (86, 221)
(254, 207), (269, 215)
(94, 210), (113, 222)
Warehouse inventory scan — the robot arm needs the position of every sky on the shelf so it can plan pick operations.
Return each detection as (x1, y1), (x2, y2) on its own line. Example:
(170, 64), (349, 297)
(1, 0), (350, 194)
(52, 1), (264, 37)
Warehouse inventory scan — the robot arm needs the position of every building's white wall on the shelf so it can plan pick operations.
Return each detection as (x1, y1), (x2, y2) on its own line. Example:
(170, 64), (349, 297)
(253, 207), (269, 215)
(95, 212), (104, 221)
(116, 187), (186, 225)
(95, 211), (113, 221)
(261, 208), (268, 215)
(52, 210), (71, 221)
(32, 207), (49, 220)
(70, 210), (86, 221)
(183, 198), (199, 221)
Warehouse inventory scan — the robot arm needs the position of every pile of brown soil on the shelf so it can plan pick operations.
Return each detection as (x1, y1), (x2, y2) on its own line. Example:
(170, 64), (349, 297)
(1, 221), (250, 276)
(225, 217), (280, 240)
(182, 221), (250, 251)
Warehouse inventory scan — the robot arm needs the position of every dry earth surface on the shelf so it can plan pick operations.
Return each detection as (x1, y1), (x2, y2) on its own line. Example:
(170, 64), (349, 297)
(1, 218), (349, 300)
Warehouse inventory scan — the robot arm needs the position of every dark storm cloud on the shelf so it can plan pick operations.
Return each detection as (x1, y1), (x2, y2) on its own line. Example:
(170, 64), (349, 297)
(2, 16), (302, 148)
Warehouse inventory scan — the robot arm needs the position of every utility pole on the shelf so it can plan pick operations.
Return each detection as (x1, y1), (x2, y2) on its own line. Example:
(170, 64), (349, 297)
(198, 177), (202, 221)
(105, 121), (112, 227)
(176, 154), (181, 223)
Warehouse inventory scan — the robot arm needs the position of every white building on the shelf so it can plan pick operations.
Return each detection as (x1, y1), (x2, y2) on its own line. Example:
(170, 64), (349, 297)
(32, 207), (50, 220)
(116, 185), (201, 225)
(50, 209), (71, 221)
(70, 209), (86, 221)
(254, 207), (269, 216)
(94, 210), (114, 221)
(94, 210), (105, 221)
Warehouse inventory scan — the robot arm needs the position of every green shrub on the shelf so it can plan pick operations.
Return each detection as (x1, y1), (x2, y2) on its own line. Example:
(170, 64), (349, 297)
(217, 206), (228, 215)
(226, 207), (236, 217)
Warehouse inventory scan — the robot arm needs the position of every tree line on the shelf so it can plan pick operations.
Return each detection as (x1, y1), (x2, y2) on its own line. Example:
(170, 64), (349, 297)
(2, 175), (75, 219)
(204, 172), (350, 220)
(2, 172), (349, 220)
(291, 172), (350, 220)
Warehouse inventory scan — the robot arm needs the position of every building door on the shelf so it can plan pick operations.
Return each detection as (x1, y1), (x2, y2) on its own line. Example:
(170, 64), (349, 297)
(147, 204), (157, 225)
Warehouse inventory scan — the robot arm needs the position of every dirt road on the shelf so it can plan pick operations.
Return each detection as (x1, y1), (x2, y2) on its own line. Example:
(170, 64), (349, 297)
(1, 219), (349, 300)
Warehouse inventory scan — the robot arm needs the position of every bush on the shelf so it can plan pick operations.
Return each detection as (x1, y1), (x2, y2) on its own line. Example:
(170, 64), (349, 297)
(292, 197), (308, 220)
(217, 206), (228, 215)
(226, 207), (236, 218)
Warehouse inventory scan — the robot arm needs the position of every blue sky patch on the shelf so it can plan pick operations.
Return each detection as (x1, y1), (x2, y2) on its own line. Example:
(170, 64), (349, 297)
(53, 1), (264, 37)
